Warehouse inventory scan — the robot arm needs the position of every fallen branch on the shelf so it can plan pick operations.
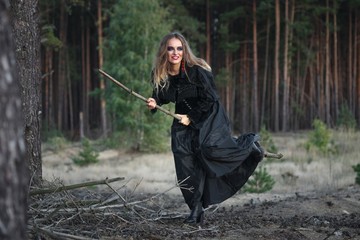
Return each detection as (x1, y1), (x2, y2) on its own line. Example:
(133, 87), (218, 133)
(264, 151), (283, 159)
(31, 178), (189, 215)
(30, 177), (125, 196)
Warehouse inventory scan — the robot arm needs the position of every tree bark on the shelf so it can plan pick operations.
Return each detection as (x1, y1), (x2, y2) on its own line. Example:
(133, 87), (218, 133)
(352, 11), (358, 115)
(252, 0), (259, 131)
(274, 0), (280, 131)
(357, 12), (360, 126)
(333, 0), (339, 122)
(348, 6), (353, 112)
(261, 12), (271, 126)
(85, 18), (91, 136)
(206, 0), (211, 65)
(98, 0), (108, 138)
(0, 1), (29, 238)
(282, 0), (289, 131)
(57, 0), (68, 131)
(325, 0), (331, 126)
(282, 0), (294, 130)
(81, 13), (86, 139)
(10, 0), (42, 186)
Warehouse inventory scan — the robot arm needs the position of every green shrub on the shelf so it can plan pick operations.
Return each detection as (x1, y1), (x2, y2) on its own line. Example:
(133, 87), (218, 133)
(243, 167), (275, 193)
(41, 126), (68, 152)
(72, 138), (99, 166)
(47, 136), (68, 153)
(337, 104), (357, 130)
(304, 119), (337, 155)
(352, 164), (360, 185)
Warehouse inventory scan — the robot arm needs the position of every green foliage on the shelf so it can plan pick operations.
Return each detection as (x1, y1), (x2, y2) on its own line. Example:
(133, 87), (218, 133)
(215, 68), (232, 87)
(304, 119), (337, 155)
(42, 127), (69, 152)
(259, 125), (278, 153)
(103, 0), (173, 151)
(41, 25), (63, 50)
(352, 164), (360, 185)
(141, 109), (173, 152)
(42, 126), (64, 141)
(72, 138), (99, 166)
(218, 6), (244, 53)
(47, 137), (68, 153)
(243, 167), (275, 193)
(160, 0), (206, 49)
(336, 104), (357, 130)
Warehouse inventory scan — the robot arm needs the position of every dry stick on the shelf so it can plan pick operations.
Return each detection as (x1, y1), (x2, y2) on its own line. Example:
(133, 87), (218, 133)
(99, 69), (181, 121)
(103, 179), (148, 221)
(30, 177), (125, 196)
(264, 151), (283, 159)
(98, 69), (283, 159)
(184, 226), (219, 234)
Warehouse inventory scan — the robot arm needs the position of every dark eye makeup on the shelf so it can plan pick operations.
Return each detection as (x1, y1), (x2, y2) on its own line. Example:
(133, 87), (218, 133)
(167, 46), (183, 52)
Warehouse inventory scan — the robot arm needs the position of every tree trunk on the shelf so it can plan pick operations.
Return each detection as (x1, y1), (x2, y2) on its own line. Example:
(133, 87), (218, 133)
(333, 0), (339, 122)
(86, 22), (91, 135)
(352, 11), (358, 114)
(252, 0), (259, 131)
(225, 53), (233, 126)
(348, 6), (353, 111)
(206, 0), (211, 65)
(261, 13), (271, 126)
(1, 1), (29, 239)
(282, 0), (289, 131)
(81, 14), (86, 139)
(325, 0), (331, 126)
(282, 0), (294, 131)
(241, 19), (250, 133)
(316, 28), (325, 121)
(10, 0), (42, 186)
(357, 12), (360, 126)
(66, 50), (74, 135)
(98, 0), (107, 138)
(274, 0), (280, 131)
(57, 0), (68, 131)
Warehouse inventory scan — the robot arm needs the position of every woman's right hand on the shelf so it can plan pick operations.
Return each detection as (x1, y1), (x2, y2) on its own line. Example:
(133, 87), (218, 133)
(146, 98), (157, 110)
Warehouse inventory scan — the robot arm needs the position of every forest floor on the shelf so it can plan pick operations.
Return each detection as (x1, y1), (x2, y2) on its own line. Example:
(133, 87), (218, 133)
(31, 131), (360, 240)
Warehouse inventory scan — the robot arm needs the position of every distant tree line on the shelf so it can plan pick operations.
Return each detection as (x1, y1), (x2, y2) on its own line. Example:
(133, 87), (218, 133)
(40, 0), (360, 145)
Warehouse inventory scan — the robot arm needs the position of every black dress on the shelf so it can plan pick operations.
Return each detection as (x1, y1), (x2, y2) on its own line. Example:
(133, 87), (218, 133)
(151, 64), (263, 209)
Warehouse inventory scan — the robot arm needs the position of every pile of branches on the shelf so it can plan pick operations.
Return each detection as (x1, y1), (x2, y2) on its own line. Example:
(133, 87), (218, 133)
(28, 177), (217, 239)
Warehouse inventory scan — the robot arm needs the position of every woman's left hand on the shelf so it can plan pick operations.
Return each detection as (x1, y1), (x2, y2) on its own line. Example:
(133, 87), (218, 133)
(177, 114), (191, 126)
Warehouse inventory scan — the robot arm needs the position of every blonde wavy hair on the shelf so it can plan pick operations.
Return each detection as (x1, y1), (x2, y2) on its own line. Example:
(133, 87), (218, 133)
(152, 32), (211, 93)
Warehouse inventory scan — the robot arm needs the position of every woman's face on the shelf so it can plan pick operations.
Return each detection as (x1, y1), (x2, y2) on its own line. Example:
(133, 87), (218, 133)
(166, 38), (183, 66)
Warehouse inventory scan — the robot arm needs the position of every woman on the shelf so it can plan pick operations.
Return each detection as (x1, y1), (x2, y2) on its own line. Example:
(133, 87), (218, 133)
(146, 32), (264, 225)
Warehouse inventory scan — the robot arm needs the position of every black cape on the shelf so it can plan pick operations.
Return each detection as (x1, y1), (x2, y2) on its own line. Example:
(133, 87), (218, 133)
(196, 100), (261, 206)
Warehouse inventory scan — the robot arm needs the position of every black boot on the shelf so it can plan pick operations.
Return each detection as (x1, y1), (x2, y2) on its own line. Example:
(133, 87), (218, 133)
(184, 202), (204, 225)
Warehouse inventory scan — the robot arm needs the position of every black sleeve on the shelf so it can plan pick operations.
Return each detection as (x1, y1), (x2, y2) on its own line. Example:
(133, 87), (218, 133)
(150, 88), (171, 114)
(149, 70), (171, 114)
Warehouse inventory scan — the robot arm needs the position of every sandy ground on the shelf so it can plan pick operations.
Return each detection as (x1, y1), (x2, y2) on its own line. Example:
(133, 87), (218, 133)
(42, 137), (358, 197)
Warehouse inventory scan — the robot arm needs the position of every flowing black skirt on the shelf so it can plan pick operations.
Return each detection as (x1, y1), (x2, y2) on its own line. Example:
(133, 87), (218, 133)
(171, 102), (263, 208)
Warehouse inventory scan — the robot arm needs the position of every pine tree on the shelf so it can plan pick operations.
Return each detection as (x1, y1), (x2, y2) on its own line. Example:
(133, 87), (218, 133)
(243, 167), (275, 193)
(103, 0), (173, 151)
